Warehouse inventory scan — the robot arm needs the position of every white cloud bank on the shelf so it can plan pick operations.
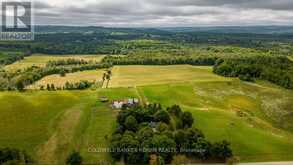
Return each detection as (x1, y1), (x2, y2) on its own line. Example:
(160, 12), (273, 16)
(32, 0), (293, 27)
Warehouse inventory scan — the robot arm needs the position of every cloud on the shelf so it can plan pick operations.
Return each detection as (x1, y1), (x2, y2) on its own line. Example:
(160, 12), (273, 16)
(33, 0), (293, 27)
(149, 0), (293, 10)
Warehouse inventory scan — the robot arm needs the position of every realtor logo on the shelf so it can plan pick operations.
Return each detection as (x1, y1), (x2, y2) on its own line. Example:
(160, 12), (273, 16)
(0, 1), (34, 40)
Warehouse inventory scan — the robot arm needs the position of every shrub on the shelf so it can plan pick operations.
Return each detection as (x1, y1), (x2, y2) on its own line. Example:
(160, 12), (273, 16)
(66, 152), (83, 165)
(154, 110), (170, 124)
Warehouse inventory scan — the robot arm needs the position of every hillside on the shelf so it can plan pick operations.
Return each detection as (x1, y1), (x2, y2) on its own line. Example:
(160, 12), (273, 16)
(0, 62), (292, 163)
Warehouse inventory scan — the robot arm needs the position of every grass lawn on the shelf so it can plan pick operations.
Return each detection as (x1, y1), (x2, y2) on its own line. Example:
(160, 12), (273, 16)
(5, 54), (105, 71)
(109, 65), (231, 87)
(29, 70), (106, 89)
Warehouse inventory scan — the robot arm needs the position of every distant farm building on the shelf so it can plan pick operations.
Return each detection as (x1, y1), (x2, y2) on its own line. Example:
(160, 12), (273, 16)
(112, 98), (139, 109)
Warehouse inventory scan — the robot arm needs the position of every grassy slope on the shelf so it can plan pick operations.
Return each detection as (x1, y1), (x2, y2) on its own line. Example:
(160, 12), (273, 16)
(138, 82), (293, 162)
(1, 64), (293, 163)
(80, 88), (138, 164)
(0, 88), (137, 164)
(0, 91), (83, 157)
(107, 65), (293, 162)
(4, 54), (105, 71)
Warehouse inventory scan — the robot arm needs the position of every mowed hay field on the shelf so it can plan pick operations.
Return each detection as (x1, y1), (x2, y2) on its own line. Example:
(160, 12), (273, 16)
(0, 89), (137, 164)
(30, 65), (227, 89)
(1, 64), (293, 163)
(138, 81), (293, 162)
(108, 65), (293, 162)
(29, 70), (105, 89)
(80, 88), (139, 164)
(5, 54), (105, 71)
(109, 65), (231, 87)
(0, 91), (94, 164)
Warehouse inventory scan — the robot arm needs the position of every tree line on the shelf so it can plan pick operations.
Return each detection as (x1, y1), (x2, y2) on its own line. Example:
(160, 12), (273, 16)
(0, 62), (112, 91)
(42, 80), (96, 91)
(0, 148), (33, 165)
(46, 58), (91, 67)
(213, 56), (293, 89)
(103, 54), (293, 89)
(0, 52), (30, 65)
(110, 104), (233, 164)
(102, 55), (217, 66)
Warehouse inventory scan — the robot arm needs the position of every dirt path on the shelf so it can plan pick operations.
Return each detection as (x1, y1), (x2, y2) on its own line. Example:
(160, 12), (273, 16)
(134, 86), (149, 105)
(37, 107), (82, 165)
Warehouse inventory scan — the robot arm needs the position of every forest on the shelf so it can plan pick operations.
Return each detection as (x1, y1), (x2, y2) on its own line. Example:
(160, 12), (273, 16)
(1, 26), (293, 55)
(1, 26), (293, 89)
(213, 56), (293, 89)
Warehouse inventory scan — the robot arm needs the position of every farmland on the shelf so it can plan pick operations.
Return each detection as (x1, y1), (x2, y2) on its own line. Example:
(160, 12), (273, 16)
(4, 54), (105, 71)
(0, 26), (293, 164)
(109, 65), (231, 87)
(1, 61), (293, 163)
(31, 65), (230, 89)
(28, 70), (105, 89)
(138, 82), (293, 162)
(0, 89), (136, 164)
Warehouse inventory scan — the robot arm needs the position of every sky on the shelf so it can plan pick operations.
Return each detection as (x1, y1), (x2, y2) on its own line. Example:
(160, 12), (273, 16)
(31, 0), (293, 27)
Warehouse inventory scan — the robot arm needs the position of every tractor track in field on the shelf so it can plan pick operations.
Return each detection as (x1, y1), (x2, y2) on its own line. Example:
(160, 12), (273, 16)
(134, 86), (149, 105)
(37, 107), (82, 165)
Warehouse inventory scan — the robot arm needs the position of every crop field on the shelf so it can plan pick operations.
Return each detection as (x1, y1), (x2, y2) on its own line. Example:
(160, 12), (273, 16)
(28, 70), (105, 89)
(109, 65), (231, 87)
(1, 64), (293, 163)
(4, 54), (105, 71)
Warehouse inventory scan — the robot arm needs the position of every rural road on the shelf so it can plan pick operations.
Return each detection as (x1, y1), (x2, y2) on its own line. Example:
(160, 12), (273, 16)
(193, 162), (293, 165)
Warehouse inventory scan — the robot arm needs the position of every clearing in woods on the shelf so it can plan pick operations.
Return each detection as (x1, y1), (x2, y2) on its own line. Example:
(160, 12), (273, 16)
(4, 54), (105, 71)
(28, 70), (106, 89)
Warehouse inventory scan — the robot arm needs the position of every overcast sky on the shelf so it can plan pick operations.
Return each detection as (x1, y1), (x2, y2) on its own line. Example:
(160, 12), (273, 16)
(32, 0), (293, 27)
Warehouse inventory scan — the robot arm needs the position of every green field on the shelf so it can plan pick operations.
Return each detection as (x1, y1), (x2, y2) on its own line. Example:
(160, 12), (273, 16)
(31, 65), (229, 89)
(1, 65), (293, 163)
(109, 65), (231, 87)
(0, 88), (139, 164)
(4, 54), (105, 71)
(138, 82), (293, 162)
